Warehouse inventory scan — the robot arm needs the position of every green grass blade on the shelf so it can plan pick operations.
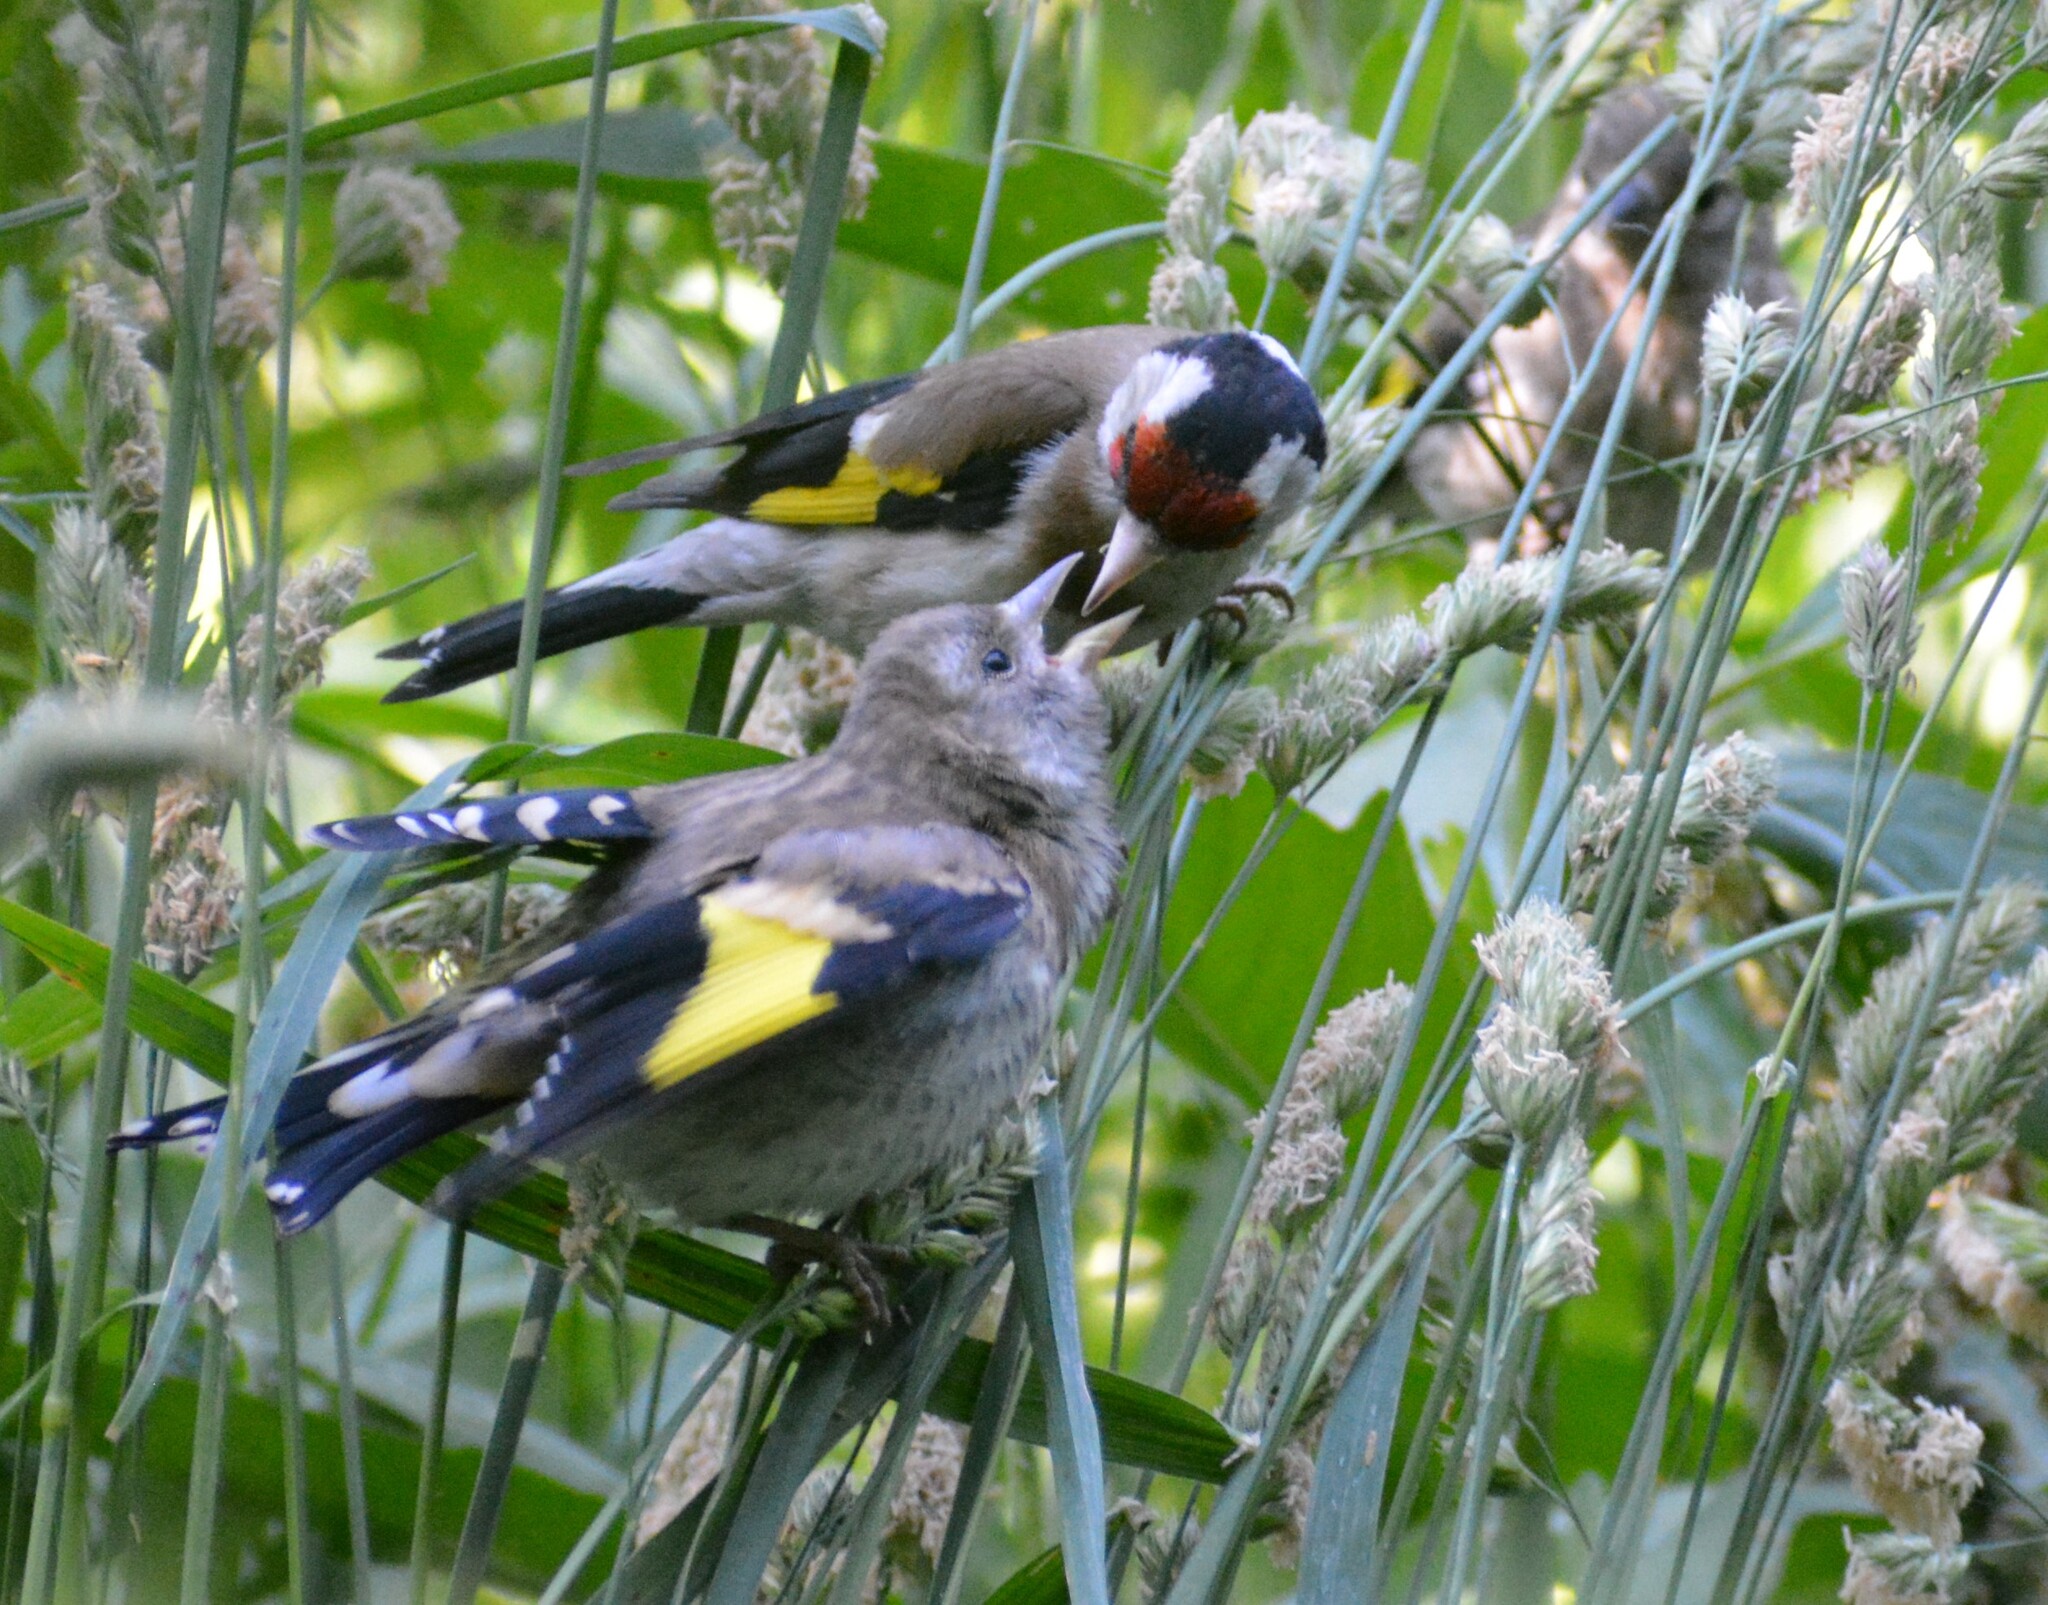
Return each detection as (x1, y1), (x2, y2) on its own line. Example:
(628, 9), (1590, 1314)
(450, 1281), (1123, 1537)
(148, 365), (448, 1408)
(1298, 1247), (1430, 1605)
(1009, 1105), (1109, 1605)
(702, 1337), (861, 1605)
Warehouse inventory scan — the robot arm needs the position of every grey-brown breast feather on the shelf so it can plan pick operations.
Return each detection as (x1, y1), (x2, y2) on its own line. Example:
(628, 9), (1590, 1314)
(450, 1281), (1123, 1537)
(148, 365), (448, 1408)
(865, 325), (1177, 477)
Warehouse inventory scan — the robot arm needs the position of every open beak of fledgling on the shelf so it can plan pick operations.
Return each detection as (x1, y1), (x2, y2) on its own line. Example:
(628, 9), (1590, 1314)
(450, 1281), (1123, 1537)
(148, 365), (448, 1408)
(1084, 512), (1167, 615)
(1054, 608), (1140, 674)
(1002, 551), (1085, 631)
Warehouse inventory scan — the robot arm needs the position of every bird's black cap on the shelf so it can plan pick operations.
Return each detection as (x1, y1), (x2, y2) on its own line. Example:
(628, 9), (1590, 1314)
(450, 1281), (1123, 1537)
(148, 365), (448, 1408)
(1157, 332), (1328, 482)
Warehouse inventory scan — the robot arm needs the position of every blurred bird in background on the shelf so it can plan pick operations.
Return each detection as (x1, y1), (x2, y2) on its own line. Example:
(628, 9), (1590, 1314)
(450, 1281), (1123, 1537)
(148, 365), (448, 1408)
(116, 563), (1130, 1317)
(1383, 84), (1796, 559)
(381, 327), (1325, 703)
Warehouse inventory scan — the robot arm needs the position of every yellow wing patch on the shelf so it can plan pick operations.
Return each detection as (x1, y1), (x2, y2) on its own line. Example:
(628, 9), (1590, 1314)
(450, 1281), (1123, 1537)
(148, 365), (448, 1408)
(642, 898), (837, 1090)
(746, 452), (945, 526)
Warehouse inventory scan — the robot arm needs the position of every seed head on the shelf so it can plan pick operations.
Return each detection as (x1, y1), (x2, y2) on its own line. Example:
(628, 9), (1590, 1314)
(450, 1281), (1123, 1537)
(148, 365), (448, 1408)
(1701, 294), (1794, 408)
(1840, 1531), (1971, 1605)
(1975, 101), (2048, 207)
(1926, 948), (2048, 1173)
(1863, 1106), (1949, 1248)
(1790, 75), (1881, 220)
(1937, 1192), (2048, 1352)
(1823, 1370), (1982, 1546)
(1518, 1129), (1599, 1312)
(40, 505), (141, 695)
(738, 629), (859, 756)
(1148, 252), (1238, 332)
(639, 1365), (741, 1544)
(884, 1417), (967, 1576)
(69, 285), (163, 559)
(1824, 1252), (1926, 1382)
(1840, 281), (1926, 412)
(331, 166), (460, 313)
(1477, 901), (1624, 1075)
(1256, 614), (1438, 794)
(1186, 684), (1278, 800)
(1833, 882), (2044, 1118)
(1164, 113), (1239, 259)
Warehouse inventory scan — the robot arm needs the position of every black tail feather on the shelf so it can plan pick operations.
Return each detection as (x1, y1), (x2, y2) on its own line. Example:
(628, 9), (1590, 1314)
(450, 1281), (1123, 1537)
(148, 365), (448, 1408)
(265, 1094), (508, 1235)
(380, 584), (704, 703)
(109, 1037), (509, 1235)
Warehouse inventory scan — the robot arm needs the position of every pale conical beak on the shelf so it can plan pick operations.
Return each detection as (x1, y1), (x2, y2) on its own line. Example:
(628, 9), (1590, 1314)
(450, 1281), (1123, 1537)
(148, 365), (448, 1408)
(1084, 513), (1166, 615)
(1002, 551), (1085, 629)
(1054, 608), (1141, 673)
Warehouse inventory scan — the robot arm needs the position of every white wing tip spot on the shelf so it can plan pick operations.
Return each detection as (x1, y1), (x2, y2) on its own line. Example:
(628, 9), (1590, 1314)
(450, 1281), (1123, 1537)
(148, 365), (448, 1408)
(515, 796), (562, 841)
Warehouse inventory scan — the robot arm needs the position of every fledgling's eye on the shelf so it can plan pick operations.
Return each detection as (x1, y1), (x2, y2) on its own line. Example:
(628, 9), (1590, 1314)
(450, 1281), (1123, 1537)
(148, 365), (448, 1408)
(982, 648), (1014, 677)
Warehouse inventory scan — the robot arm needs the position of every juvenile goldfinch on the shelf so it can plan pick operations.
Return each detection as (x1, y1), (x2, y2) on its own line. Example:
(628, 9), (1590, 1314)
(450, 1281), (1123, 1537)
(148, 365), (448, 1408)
(380, 327), (1325, 702)
(117, 561), (1130, 1294)
(1390, 85), (1795, 556)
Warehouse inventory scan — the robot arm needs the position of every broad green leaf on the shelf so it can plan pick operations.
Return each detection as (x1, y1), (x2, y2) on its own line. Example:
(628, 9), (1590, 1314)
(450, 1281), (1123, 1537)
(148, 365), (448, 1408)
(0, 897), (237, 1073)
(1767, 755), (2048, 896)
(1155, 787), (1457, 1107)
(421, 106), (732, 201)
(461, 731), (783, 788)
(0, 971), (99, 1064)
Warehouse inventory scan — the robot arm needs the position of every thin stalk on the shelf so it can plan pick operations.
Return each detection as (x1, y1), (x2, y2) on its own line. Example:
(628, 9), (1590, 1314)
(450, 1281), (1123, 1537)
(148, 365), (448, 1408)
(691, 36), (873, 733)
(722, 624), (787, 739)
(1298, 0), (1450, 374)
(505, 0), (623, 746)
(926, 224), (1164, 364)
(448, 1264), (568, 1604)
(23, 0), (254, 1589)
(271, 1236), (311, 1605)
(947, 0), (1039, 362)
(326, 1220), (376, 1605)
(409, 1226), (467, 1605)
(179, 1300), (233, 1605)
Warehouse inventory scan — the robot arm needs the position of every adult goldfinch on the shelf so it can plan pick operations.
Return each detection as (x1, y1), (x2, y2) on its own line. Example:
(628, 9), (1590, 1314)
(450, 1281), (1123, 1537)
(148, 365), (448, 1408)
(380, 327), (1325, 702)
(116, 561), (1128, 1291)
(1390, 85), (1795, 556)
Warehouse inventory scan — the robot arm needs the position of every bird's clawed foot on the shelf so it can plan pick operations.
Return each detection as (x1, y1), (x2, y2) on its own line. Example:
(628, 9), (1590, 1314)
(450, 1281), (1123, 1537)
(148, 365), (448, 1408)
(1202, 577), (1297, 644)
(1208, 577), (1297, 634)
(733, 1213), (913, 1331)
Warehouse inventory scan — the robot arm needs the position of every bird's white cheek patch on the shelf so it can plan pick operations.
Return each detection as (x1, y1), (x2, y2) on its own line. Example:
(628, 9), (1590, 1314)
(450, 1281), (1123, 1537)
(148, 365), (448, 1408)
(1140, 355), (1216, 427)
(1098, 350), (1214, 457)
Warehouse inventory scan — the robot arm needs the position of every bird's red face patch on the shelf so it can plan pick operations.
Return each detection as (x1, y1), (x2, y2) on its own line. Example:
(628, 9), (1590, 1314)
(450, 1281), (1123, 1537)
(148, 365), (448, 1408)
(1120, 420), (1260, 552)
